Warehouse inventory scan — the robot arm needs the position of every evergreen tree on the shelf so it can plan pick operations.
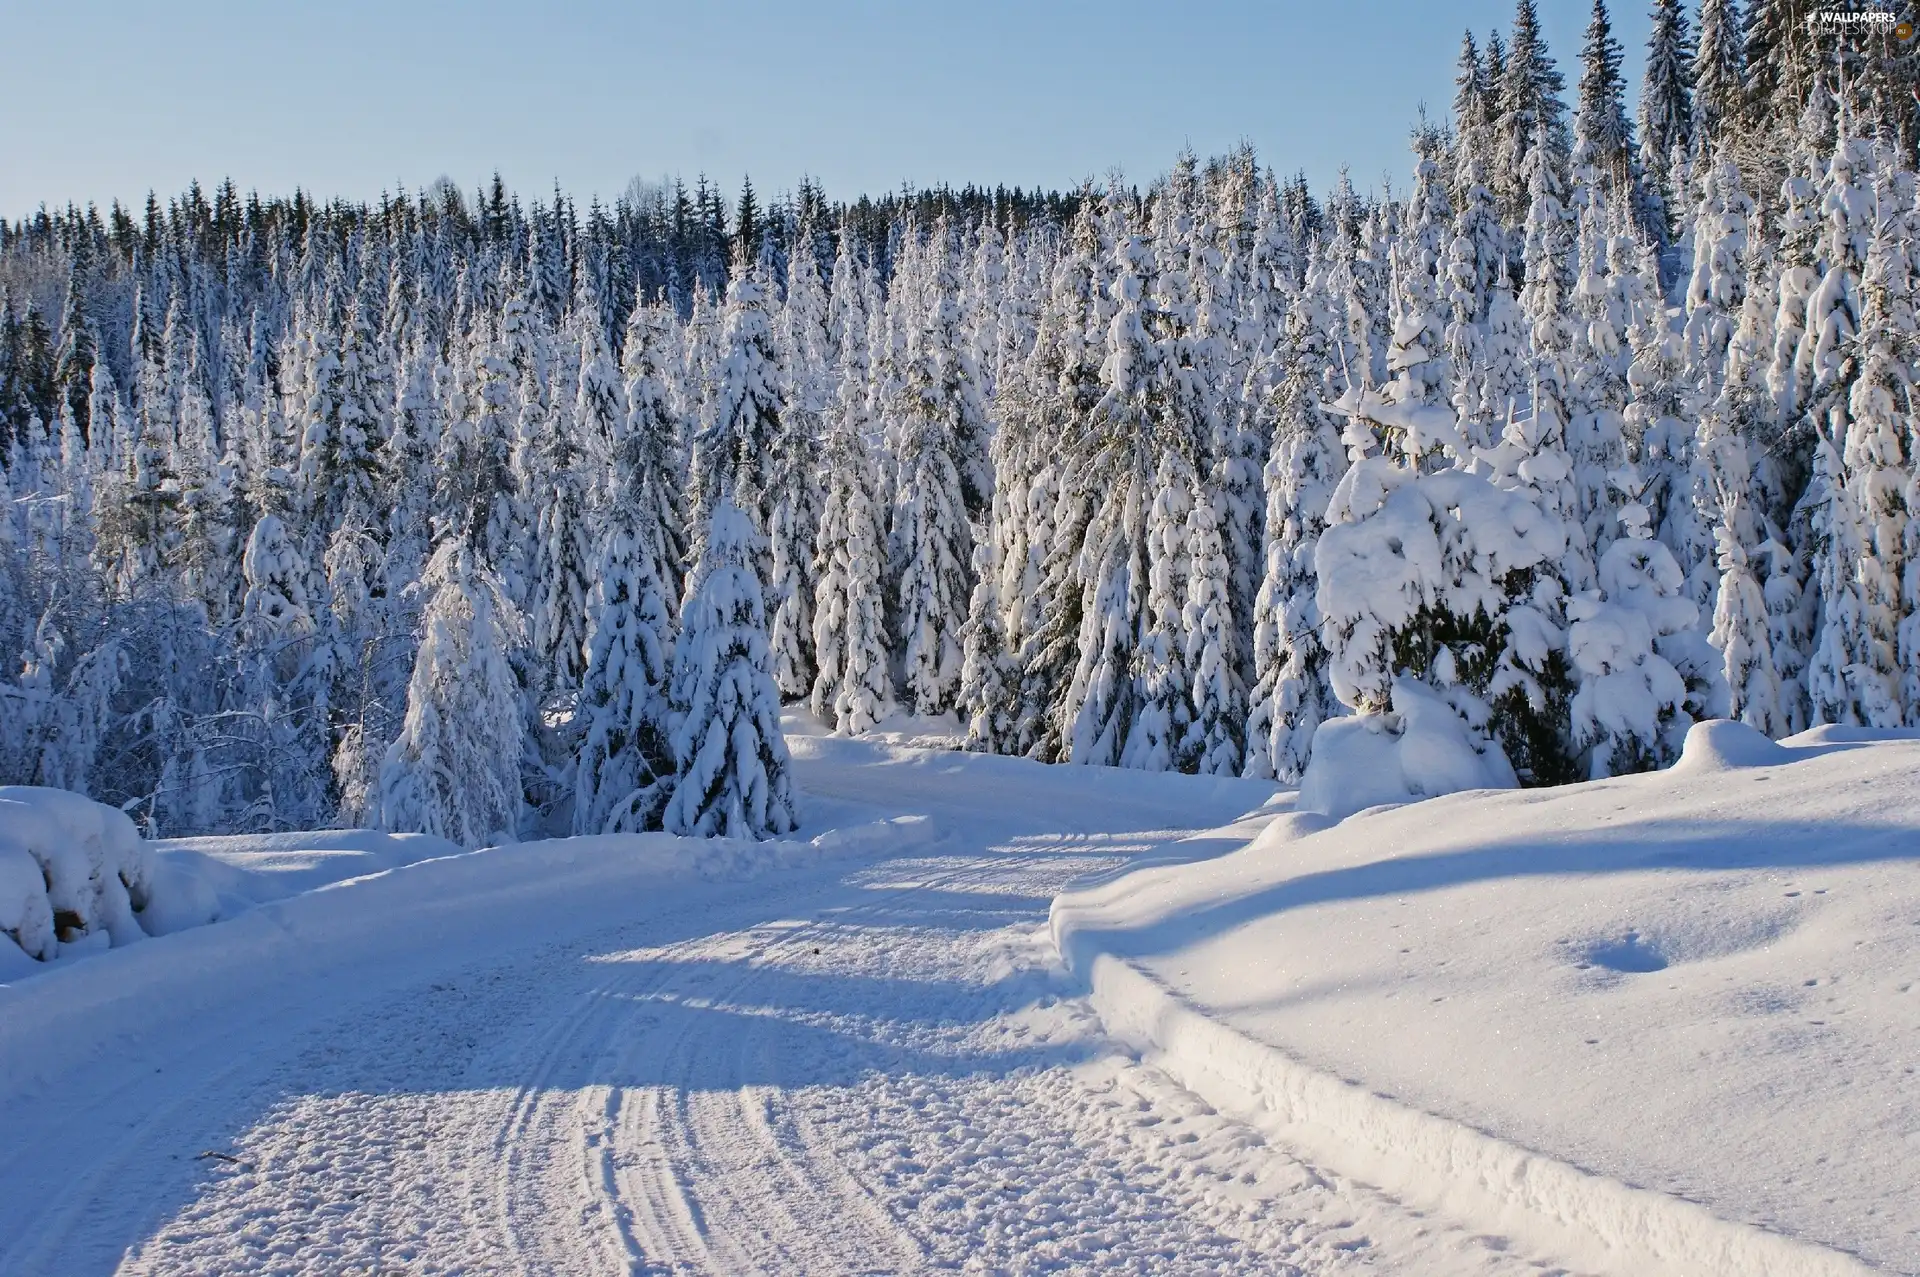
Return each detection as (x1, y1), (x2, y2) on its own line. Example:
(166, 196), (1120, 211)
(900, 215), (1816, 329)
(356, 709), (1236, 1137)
(1181, 478), (1244, 774)
(1692, 0), (1746, 153)
(572, 357), (681, 835)
(1638, 0), (1695, 239)
(691, 254), (784, 543)
(52, 251), (96, 441)
(958, 541), (1019, 752)
(890, 223), (980, 717)
(1244, 291), (1347, 782)
(1497, 0), (1571, 222)
(663, 499), (798, 840)
(1575, 0), (1637, 201)
(810, 401), (894, 735)
(378, 539), (527, 849)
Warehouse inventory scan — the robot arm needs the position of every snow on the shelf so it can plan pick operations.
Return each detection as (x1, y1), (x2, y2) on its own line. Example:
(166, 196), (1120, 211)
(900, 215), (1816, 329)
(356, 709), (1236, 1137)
(0, 786), (162, 962)
(1054, 721), (1920, 1273)
(1298, 676), (1518, 819)
(3, 723), (1649, 1276)
(2, 718), (1915, 1273)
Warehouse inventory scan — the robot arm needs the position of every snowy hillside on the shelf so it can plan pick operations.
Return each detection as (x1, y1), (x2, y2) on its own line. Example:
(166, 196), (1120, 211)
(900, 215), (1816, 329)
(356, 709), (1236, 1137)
(1054, 720), (1920, 1274)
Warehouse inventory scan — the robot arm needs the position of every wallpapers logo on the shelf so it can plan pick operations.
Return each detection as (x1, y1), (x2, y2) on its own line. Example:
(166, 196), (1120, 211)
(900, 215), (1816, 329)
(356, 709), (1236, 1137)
(1807, 5), (1915, 38)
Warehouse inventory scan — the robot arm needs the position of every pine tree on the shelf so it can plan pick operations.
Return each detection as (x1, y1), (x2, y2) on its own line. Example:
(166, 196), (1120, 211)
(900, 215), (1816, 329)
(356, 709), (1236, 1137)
(663, 499), (798, 840)
(1244, 291), (1347, 782)
(1700, 389), (1789, 735)
(1693, 0), (1746, 153)
(1808, 160), (1914, 727)
(1181, 481), (1244, 774)
(1575, 0), (1638, 202)
(1123, 452), (1194, 771)
(572, 337), (682, 835)
(378, 539), (527, 849)
(52, 251), (96, 441)
(958, 541), (1019, 752)
(1638, 0), (1695, 239)
(810, 400), (894, 735)
(1497, 0), (1571, 222)
(1566, 492), (1698, 776)
(1684, 159), (1755, 383)
(692, 254), (785, 549)
(890, 223), (979, 717)
(767, 226), (832, 701)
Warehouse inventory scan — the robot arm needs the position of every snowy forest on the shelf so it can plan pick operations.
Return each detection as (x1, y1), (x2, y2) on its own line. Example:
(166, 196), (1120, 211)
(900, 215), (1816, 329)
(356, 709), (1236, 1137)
(0, 0), (1916, 847)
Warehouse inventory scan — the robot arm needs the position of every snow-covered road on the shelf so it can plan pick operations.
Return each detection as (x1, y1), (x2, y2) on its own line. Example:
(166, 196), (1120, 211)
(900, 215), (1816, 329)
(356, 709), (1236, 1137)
(1, 735), (1559, 1275)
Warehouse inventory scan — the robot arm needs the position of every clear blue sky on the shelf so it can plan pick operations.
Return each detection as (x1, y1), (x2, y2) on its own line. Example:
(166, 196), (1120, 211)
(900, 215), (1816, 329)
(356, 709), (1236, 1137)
(2, 1), (1646, 220)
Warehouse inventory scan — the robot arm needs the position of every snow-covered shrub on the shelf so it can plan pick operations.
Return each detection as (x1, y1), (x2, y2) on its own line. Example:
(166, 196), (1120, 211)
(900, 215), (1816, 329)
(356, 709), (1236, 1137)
(1314, 457), (1573, 781)
(0, 785), (216, 963)
(1297, 678), (1518, 820)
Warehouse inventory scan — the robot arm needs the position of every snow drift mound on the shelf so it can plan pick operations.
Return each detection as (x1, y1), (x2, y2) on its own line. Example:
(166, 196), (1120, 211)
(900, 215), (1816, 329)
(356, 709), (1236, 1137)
(1672, 718), (1795, 772)
(1298, 678), (1518, 820)
(0, 786), (217, 967)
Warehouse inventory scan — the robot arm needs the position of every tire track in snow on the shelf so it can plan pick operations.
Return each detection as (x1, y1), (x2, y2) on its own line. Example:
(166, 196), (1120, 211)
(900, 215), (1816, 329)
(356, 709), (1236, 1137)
(2, 750), (1579, 1275)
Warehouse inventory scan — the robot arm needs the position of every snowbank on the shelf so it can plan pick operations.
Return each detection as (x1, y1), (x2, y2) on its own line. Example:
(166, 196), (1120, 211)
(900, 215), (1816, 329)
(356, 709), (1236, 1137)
(1053, 723), (1920, 1274)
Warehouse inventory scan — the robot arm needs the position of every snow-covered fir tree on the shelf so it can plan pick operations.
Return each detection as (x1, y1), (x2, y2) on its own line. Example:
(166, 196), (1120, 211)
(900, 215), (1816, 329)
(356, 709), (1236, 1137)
(378, 539), (527, 849)
(663, 499), (798, 840)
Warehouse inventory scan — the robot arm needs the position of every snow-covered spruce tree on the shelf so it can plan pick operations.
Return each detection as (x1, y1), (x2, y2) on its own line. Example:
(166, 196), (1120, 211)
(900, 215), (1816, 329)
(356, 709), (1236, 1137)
(1691, 0), (1744, 155)
(1496, 0), (1571, 224)
(619, 300), (691, 600)
(1567, 212), (1634, 564)
(889, 223), (981, 718)
(1061, 212), (1162, 767)
(1243, 290), (1348, 783)
(574, 297), (627, 502)
(1574, 0), (1639, 209)
(1565, 490), (1698, 777)
(520, 348), (596, 709)
(765, 261), (828, 704)
(810, 396), (894, 736)
(1122, 450), (1195, 772)
(571, 401), (682, 835)
(384, 342), (441, 611)
(378, 538), (527, 850)
(663, 499), (798, 840)
(1807, 163), (1915, 728)
(1181, 476), (1244, 775)
(958, 541), (1019, 752)
(1314, 450), (1570, 786)
(1624, 245), (1716, 616)
(1683, 159), (1754, 385)
(1768, 165), (1825, 433)
(231, 510), (332, 830)
(1700, 390), (1790, 736)
(691, 253), (785, 550)
(1013, 199), (1107, 761)
(433, 320), (521, 581)
(1639, 0), (1694, 244)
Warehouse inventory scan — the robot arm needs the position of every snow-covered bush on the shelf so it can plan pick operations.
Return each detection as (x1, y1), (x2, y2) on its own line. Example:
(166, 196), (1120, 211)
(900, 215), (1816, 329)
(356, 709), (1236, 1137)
(1314, 456), (1572, 781)
(1297, 678), (1518, 819)
(0, 785), (216, 964)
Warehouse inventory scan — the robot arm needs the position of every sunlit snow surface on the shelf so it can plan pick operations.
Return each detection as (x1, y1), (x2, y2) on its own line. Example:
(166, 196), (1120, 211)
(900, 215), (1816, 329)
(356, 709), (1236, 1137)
(1056, 719), (1920, 1273)
(1, 717), (1913, 1274)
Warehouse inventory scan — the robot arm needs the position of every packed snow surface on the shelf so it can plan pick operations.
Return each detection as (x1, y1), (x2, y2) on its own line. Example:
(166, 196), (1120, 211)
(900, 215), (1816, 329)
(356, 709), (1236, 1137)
(1054, 720), (1920, 1273)
(0, 720), (1587, 1275)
